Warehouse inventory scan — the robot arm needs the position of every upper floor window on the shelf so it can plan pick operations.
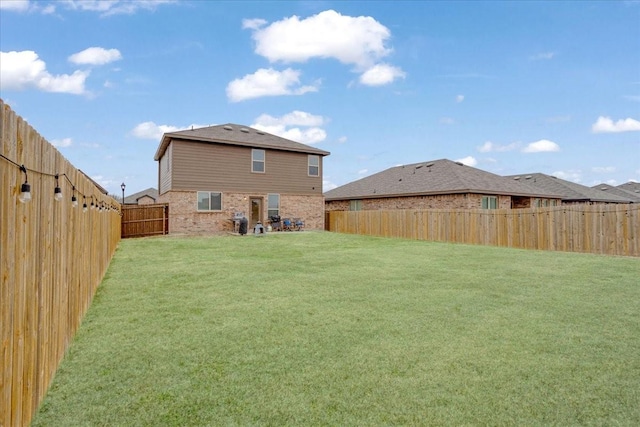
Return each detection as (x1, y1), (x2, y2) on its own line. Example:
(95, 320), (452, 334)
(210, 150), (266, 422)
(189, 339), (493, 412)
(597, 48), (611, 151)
(481, 196), (497, 209)
(308, 155), (319, 176)
(252, 149), (265, 173)
(197, 191), (222, 211)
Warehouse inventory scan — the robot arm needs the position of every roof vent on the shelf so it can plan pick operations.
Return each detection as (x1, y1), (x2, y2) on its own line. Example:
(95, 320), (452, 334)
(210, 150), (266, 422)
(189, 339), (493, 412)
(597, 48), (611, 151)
(256, 131), (265, 135)
(455, 161), (464, 166)
(240, 128), (250, 133)
(425, 162), (435, 167)
(600, 187), (607, 191)
(415, 165), (424, 169)
(525, 175), (532, 179)
(223, 125), (233, 131)
(513, 176), (521, 180)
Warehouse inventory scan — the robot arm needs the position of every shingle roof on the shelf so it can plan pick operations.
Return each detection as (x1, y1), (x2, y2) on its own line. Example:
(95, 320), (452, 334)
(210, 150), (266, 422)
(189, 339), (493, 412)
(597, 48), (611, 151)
(154, 123), (329, 160)
(124, 187), (159, 204)
(503, 173), (633, 203)
(591, 183), (640, 202)
(324, 159), (562, 201)
(617, 181), (640, 194)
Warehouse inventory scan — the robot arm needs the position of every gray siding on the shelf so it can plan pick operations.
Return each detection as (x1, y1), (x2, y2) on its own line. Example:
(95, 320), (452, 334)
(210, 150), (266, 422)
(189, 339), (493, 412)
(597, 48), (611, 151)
(170, 140), (323, 195)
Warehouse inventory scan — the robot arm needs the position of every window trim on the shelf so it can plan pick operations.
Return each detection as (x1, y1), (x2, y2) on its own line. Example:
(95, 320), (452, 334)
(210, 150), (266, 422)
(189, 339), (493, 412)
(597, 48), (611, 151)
(252, 149), (265, 173)
(197, 191), (223, 212)
(349, 200), (362, 211)
(308, 155), (320, 177)
(481, 196), (497, 209)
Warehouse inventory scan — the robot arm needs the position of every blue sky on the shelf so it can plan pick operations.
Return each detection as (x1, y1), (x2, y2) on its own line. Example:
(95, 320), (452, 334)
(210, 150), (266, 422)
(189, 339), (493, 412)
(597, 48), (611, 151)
(1, 0), (639, 196)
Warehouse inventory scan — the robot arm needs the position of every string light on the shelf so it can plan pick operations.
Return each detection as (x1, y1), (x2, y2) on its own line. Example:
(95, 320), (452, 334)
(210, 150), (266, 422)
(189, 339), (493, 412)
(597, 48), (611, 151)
(54, 174), (62, 202)
(18, 165), (31, 203)
(1, 153), (116, 210)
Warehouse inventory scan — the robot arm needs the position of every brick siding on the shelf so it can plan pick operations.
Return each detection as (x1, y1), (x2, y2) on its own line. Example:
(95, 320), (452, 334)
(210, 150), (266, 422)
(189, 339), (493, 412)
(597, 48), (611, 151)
(159, 190), (324, 235)
(326, 193), (513, 211)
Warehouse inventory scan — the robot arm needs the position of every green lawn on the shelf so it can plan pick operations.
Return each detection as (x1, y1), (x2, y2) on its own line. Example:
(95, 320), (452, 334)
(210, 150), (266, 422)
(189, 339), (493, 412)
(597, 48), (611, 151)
(33, 232), (640, 426)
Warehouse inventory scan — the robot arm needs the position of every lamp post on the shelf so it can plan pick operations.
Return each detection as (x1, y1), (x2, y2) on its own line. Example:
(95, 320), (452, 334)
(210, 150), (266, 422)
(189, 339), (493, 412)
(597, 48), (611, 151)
(121, 182), (126, 205)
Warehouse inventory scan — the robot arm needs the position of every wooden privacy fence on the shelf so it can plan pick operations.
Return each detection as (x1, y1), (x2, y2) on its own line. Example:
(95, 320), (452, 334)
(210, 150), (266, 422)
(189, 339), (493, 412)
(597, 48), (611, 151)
(1, 100), (121, 427)
(121, 203), (169, 238)
(326, 204), (640, 257)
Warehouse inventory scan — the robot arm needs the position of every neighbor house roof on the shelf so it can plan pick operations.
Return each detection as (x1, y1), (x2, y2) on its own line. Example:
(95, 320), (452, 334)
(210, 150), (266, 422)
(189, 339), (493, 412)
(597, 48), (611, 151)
(617, 181), (640, 194)
(154, 123), (330, 160)
(324, 159), (562, 201)
(124, 187), (159, 204)
(591, 183), (640, 203)
(503, 173), (633, 203)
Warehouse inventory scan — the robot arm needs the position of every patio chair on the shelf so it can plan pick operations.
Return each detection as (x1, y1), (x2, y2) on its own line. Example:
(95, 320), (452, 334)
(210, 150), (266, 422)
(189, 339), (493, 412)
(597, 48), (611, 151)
(282, 218), (293, 231)
(294, 218), (304, 231)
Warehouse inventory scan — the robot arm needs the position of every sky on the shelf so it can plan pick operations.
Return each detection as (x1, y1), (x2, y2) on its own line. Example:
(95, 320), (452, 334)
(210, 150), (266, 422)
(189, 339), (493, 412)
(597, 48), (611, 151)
(1, 0), (639, 197)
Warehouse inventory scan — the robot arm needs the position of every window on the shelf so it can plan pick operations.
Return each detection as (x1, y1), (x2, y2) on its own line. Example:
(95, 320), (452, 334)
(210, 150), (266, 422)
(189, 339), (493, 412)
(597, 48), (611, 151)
(197, 191), (222, 211)
(481, 196), (497, 209)
(308, 155), (319, 176)
(349, 200), (362, 211)
(252, 149), (265, 173)
(267, 194), (280, 217)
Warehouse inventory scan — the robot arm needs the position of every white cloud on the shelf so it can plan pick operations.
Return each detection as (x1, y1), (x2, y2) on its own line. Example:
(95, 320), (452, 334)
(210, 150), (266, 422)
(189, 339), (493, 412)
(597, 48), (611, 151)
(68, 47), (122, 65)
(592, 166), (616, 173)
(0, 0), (30, 11)
(245, 9), (404, 85)
(337, 136), (347, 143)
(522, 139), (560, 153)
(552, 170), (582, 183)
(529, 52), (556, 60)
(63, 0), (176, 17)
(439, 117), (455, 125)
(591, 116), (640, 133)
(251, 111), (327, 145)
(455, 94), (464, 103)
(242, 18), (267, 30)
(0, 50), (89, 94)
(455, 156), (477, 167)
(248, 10), (392, 68)
(477, 141), (519, 153)
(358, 169), (368, 175)
(323, 179), (337, 192)
(226, 68), (319, 102)
(130, 121), (208, 140)
(255, 110), (324, 127)
(51, 137), (72, 148)
(359, 63), (405, 86)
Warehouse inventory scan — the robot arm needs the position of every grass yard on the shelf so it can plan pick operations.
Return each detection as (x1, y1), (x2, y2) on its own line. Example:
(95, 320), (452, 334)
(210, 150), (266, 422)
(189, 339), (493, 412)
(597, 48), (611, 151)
(32, 232), (640, 426)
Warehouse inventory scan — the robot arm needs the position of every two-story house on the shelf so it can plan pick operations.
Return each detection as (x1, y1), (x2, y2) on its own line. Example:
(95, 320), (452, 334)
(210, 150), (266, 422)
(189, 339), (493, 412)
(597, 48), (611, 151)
(154, 124), (330, 234)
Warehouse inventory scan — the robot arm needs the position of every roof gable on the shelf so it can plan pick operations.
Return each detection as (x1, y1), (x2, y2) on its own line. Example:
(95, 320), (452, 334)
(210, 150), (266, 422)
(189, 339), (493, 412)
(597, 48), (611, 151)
(324, 159), (562, 200)
(592, 183), (640, 202)
(154, 123), (329, 160)
(505, 173), (634, 203)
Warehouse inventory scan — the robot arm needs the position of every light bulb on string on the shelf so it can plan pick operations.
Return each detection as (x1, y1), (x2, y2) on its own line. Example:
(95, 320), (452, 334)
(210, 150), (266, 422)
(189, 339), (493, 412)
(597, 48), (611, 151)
(18, 165), (31, 203)
(54, 174), (62, 202)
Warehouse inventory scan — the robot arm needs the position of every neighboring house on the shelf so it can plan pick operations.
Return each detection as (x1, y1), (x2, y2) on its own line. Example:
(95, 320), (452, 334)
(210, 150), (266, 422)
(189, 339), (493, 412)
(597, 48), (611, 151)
(504, 173), (634, 204)
(324, 159), (562, 211)
(591, 183), (640, 203)
(123, 188), (159, 205)
(154, 124), (330, 234)
(617, 181), (640, 195)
